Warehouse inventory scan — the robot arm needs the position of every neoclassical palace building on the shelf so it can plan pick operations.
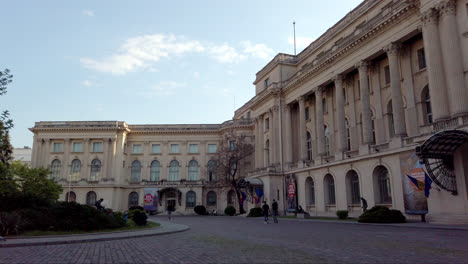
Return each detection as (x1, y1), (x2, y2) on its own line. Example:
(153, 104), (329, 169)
(31, 0), (468, 223)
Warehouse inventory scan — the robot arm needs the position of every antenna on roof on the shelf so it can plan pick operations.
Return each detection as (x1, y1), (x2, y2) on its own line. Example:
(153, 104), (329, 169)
(293, 20), (296, 55)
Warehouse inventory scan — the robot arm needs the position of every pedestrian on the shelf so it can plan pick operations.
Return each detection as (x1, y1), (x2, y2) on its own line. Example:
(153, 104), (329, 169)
(272, 199), (279, 224)
(262, 201), (270, 224)
(167, 204), (174, 220)
(95, 198), (104, 211)
(123, 211), (129, 224)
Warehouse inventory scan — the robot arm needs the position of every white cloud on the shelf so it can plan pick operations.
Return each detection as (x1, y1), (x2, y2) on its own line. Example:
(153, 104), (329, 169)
(146, 81), (187, 97)
(209, 44), (246, 64)
(82, 80), (93, 87)
(192, 72), (200, 79)
(82, 9), (95, 17)
(241, 41), (274, 60)
(288, 36), (314, 52)
(80, 34), (204, 75)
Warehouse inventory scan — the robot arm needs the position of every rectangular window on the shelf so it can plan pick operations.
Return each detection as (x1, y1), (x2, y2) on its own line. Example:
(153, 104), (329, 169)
(265, 118), (270, 130)
(208, 144), (217, 153)
(92, 142), (103, 152)
(53, 142), (63, 153)
(264, 78), (270, 89)
(151, 144), (161, 154)
(229, 140), (237, 151)
(305, 107), (310, 121)
(384, 65), (390, 85)
(417, 48), (426, 70)
(132, 144), (142, 154)
(343, 88), (347, 104)
(322, 98), (327, 114)
(189, 144), (198, 153)
(72, 142), (83, 153)
(170, 144), (179, 153)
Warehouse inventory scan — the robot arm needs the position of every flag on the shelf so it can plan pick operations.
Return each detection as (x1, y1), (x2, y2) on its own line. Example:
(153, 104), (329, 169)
(424, 173), (432, 198)
(254, 188), (264, 204)
(407, 174), (424, 190)
(240, 191), (247, 205)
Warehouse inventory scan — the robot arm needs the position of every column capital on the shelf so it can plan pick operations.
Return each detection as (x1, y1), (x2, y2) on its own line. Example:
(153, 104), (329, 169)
(437, 0), (456, 18)
(355, 61), (368, 71)
(297, 95), (306, 104)
(383, 42), (402, 56)
(315, 86), (325, 94)
(144, 141), (150, 145)
(270, 105), (280, 113)
(64, 138), (70, 143)
(332, 74), (343, 86)
(420, 8), (439, 26)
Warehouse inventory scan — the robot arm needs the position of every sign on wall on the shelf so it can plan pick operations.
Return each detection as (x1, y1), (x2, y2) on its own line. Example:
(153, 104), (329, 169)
(400, 152), (429, 215)
(285, 174), (297, 212)
(143, 187), (159, 212)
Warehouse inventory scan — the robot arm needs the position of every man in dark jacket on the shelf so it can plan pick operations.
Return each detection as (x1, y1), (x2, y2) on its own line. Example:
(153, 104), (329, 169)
(95, 198), (104, 211)
(262, 201), (270, 224)
(272, 199), (279, 223)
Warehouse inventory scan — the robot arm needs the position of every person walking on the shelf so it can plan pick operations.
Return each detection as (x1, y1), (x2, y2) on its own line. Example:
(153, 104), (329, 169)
(95, 198), (104, 212)
(262, 201), (270, 224)
(272, 199), (279, 224)
(167, 203), (174, 220)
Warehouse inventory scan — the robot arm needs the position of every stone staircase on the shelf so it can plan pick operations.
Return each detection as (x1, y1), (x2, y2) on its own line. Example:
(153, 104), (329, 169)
(427, 214), (468, 225)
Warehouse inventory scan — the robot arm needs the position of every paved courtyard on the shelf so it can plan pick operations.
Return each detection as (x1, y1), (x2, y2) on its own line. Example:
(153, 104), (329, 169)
(1, 216), (467, 264)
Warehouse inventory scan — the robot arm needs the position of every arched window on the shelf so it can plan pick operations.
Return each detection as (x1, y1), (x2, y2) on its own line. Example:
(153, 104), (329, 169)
(169, 160), (179, 181)
(227, 190), (236, 205)
(346, 170), (360, 205)
(422, 86), (432, 124)
(387, 100), (395, 138)
(207, 191), (217, 206)
(324, 126), (330, 156)
(188, 160), (199, 181)
(306, 132), (313, 160)
(186, 191), (196, 208)
(131, 160), (141, 182)
(305, 177), (315, 206)
(345, 118), (351, 151)
(324, 174), (335, 205)
(150, 160), (160, 181)
(207, 160), (217, 182)
(373, 166), (392, 204)
(265, 140), (270, 166)
(50, 159), (62, 180)
(70, 159), (81, 180)
(86, 191), (97, 206)
(66, 191), (76, 202)
(128, 192), (139, 207)
(90, 159), (101, 181)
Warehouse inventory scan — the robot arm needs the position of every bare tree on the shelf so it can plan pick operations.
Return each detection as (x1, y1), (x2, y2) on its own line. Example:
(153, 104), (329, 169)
(215, 130), (254, 214)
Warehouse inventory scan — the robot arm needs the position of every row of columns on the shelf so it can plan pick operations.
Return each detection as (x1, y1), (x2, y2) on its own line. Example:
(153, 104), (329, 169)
(421, 0), (468, 120)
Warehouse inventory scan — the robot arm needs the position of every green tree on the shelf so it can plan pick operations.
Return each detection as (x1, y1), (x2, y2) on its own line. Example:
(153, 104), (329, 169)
(0, 69), (13, 166)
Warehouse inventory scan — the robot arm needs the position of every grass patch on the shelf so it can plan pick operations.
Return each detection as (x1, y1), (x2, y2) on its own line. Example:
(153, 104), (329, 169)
(279, 216), (358, 222)
(18, 220), (160, 237)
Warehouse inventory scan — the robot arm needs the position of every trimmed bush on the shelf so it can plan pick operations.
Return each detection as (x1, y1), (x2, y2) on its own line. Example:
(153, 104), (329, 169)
(0, 212), (25, 236)
(224, 205), (236, 216)
(194, 205), (207, 215)
(336, 210), (349, 220)
(247, 207), (263, 217)
(128, 206), (144, 211)
(131, 209), (148, 226)
(358, 206), (406, 223)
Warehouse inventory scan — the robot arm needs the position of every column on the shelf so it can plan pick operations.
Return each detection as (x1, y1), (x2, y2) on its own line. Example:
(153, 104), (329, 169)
(421, 8), (450, 121)
(63, 139), (71, 178)
(438, 0), (468, 117)
(283, 104), (293, 164)
(334, 74), (346, 153)
(384, 43), (407, 136)
(315, 88), (325, 155)
(254, 117), (260, 168)
(357, 61), (373, 145)
(258, 115), (264, 167)
(271, 105), (280, 165)
(298, 96), (307, 161)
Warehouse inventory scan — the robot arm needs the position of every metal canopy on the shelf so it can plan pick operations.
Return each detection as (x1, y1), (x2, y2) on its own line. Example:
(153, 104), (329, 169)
(416, 129), (468, 195)
(157, 187), (182, 206)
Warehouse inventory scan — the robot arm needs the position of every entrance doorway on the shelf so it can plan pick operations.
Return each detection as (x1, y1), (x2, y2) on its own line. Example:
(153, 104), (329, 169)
(167, 199), (176, 211)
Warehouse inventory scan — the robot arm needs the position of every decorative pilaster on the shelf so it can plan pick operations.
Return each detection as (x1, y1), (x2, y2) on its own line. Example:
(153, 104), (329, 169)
(384, 43), (407, 137)
(298, 96), (308, 161)
(315, 88), (325, 155)
(421, 8), (450, 121)
(270, 105), (280, 165)
(437, 0), (468, 117)
(282, 104), (293, 164)
(356, 61), (373, 144)
(258, 115), (264, 167)
(334, 74), (346, 153)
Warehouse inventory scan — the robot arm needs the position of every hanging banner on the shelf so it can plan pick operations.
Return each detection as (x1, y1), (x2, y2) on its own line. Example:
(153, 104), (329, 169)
(143, 187), (159, 212)
(400, 152), (429, 215)
(285, 174), (297, 212)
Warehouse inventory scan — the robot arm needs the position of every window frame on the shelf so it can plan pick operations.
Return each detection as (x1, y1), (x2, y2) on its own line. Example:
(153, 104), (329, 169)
(92, 142), (103, 153)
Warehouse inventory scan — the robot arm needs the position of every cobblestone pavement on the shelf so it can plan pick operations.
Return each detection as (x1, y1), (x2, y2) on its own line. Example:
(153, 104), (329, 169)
(2, 216), (467, 264)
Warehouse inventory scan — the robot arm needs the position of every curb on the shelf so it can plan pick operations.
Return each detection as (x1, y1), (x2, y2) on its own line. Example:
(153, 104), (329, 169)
(0, 222), (189, 248)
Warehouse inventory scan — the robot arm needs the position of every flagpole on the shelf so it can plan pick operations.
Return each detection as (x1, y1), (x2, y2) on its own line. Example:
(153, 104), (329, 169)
(293, 21), (296, 56)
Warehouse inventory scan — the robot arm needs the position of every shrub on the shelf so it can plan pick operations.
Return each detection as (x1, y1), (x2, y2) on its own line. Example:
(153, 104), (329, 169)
(0, 211), (25, 236)
(128, 206), (144, 211)
(247, 207), (263, 217)
(336, 210), (349, 220)
(224, 205), (236, 216)
(358, 206), (406, 223)
(194, 205), (207, 215)
(131, 209), (148, 226)
(15, 208), (53, 231)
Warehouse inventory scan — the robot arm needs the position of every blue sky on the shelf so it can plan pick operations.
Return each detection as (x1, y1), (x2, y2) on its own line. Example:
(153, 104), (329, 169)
(2, 0), (363, 148)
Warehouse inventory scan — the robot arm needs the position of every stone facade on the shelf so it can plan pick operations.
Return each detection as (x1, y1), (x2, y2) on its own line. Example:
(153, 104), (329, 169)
(30, 0), (468, 222)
